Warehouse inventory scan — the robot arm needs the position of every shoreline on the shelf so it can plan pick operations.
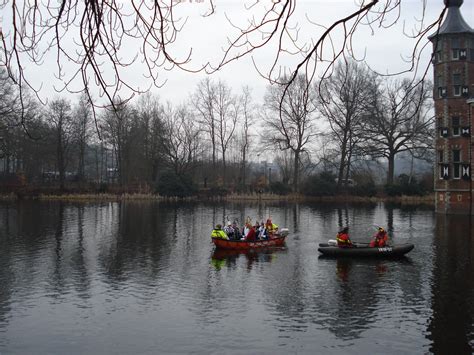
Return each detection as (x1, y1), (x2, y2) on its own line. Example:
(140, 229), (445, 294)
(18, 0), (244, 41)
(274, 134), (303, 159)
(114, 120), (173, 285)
(0, 192), (435, 205)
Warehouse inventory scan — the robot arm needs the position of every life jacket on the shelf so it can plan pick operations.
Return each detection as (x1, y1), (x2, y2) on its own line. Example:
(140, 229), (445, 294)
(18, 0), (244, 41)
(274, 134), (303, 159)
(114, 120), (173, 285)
(375, 232), (388, 246)
(211, 229), (228, 240)
(336, 232), (352, 246)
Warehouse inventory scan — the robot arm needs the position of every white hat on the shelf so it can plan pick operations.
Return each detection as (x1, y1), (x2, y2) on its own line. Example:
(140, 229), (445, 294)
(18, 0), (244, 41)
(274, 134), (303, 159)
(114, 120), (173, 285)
(227, 221), (231, 226)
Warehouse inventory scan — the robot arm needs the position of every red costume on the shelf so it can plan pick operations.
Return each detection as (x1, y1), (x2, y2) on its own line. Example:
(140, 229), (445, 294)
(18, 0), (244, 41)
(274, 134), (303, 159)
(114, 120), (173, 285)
(246, 227), (257, 241)
(370, 229), (388, 247)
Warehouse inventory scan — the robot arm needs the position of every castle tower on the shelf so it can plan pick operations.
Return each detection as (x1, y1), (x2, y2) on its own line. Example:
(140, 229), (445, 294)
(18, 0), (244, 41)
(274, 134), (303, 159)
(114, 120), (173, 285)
(430, 0), (474, 214)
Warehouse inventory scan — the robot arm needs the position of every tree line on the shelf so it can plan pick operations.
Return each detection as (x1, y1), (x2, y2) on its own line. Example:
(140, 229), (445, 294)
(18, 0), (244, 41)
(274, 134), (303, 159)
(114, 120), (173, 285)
(0, 60), (434, 197)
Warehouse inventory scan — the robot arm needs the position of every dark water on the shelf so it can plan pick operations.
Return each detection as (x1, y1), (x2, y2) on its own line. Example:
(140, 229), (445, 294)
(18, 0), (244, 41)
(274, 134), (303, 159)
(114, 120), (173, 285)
(0, 200), (472, 354)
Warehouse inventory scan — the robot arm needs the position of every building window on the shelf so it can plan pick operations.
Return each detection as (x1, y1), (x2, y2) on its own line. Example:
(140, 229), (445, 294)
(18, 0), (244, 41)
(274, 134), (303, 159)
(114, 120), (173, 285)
(435, 50), (442, 63)
(451, 38), (460, 60)
(452, 48), (460, 60)
(453, 149), (461, 179)
(452, 116), (460, 136)
(438, 150), (444, 163)
(452, 74), (462, 96)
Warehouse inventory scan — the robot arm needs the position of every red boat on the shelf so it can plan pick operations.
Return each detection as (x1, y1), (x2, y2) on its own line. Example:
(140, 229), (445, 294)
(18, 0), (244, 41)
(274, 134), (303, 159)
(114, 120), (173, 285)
(212, 229), (288, 250)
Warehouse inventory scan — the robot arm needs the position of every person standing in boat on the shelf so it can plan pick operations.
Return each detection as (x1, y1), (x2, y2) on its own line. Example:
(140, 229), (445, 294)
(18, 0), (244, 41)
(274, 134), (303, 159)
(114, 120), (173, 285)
(370, 227), (388, 248)
(336, 227), (353, 248)
(211, 224), (229, 240)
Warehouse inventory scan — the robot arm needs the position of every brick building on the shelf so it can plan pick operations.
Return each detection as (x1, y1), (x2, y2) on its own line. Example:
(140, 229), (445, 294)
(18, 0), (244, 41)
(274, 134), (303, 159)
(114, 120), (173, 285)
(430, 0), (474, 214)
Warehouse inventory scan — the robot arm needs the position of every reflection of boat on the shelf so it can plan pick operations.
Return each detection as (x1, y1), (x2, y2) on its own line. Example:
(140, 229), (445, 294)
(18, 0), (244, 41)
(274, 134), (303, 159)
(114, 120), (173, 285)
(318, 243), (414, 257)
(212, 247), (284, 259)
(212, 229), (288, 250)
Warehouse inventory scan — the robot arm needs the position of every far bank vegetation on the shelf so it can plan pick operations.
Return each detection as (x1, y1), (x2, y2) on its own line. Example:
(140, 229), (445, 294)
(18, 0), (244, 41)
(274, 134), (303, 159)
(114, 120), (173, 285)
(0, 60), (434, 201)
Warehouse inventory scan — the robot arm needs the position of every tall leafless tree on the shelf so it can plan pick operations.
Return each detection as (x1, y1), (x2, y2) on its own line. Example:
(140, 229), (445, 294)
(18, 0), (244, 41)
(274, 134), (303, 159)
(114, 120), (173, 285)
(238, 86), (256, 189)
(161, 103), (201, 177)
(100, 100), (133, 185)
(49, 98), (73, 190)
(363, 78), (434, 184)
(319, 60), (378, 190)
(214, 80), (238, 187)
(135, 93), (165, 183)
(72, 93), (93, 182)
(262, 75), (318, 192)
(193, 78), (217, 181)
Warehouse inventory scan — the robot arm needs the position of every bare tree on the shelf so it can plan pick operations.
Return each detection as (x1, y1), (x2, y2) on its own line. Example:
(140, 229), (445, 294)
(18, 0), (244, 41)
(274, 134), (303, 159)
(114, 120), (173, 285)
(49, 98), (73, 190)
(100, 100), (134, 185)
(0, 1), (447, 118)
(363, 78), (434, 185)
(262, 75), (318, 192)
(161, 103), (201, 177)
(238, 86), (256, 189)
(193, 78), (217, 178)
(72, 93), (93, 182)
(319, 60), (378, 190)
(135, 93), (165, 183)
(214, 80), (238, 187)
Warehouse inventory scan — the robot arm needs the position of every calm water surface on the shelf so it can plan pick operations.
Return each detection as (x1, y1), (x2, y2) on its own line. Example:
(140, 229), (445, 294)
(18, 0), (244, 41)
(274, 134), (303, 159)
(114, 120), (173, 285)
(0, 200), (472, 354)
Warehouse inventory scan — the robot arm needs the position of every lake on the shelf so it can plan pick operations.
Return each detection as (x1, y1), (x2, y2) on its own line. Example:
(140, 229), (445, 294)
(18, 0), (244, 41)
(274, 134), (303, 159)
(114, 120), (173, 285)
(0, 200), (472, 354)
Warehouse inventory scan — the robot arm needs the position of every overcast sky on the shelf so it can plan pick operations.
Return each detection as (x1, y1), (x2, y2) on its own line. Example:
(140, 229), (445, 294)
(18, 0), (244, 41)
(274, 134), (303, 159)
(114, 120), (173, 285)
(1, 0), (473, 106)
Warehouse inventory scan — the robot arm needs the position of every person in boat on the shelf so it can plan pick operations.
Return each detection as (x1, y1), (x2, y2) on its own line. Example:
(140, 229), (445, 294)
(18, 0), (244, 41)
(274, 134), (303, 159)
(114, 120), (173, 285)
(244, 223), (257, 242)
(211, 224), (229, 240)
(258, 221), (268, 240)
(370, 227), (388, 248)
(336, 226), (353, 248)
(232, 221), (242, 239)
(224, 221), (235, 240)
(265, 219), (278, 235)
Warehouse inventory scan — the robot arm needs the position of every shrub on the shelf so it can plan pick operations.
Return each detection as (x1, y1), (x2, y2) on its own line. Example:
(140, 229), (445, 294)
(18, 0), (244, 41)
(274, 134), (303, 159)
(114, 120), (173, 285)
(269, 181), (291, 195)
(156, 171), (197, 197)
(302, 171), (337, 196)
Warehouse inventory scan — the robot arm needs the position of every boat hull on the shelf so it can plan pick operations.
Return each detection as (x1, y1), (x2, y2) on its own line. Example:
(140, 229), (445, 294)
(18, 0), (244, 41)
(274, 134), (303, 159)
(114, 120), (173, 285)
(318, 243), (414, 257)
(212, 236), (286, 250)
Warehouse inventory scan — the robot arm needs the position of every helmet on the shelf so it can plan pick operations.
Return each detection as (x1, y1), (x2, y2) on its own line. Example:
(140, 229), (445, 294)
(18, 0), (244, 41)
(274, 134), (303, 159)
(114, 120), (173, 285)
(227, 221), (232, 226)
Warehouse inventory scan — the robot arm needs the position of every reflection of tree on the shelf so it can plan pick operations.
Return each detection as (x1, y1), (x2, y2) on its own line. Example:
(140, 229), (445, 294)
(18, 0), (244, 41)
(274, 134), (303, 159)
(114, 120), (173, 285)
(427, 215), (474, 353)
(97, 202), (174, 285)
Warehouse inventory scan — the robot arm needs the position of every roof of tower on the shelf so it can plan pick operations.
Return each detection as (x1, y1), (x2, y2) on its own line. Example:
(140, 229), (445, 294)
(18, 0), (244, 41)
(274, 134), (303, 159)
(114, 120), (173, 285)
(429, 0), (474, 40)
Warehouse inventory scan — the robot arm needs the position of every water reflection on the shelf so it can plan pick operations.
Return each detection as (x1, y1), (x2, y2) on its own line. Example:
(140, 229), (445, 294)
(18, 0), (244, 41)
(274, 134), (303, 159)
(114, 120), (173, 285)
(210, 247), (284, 271)
(0, 200), (472, 353)
(427, 214), (474, 354)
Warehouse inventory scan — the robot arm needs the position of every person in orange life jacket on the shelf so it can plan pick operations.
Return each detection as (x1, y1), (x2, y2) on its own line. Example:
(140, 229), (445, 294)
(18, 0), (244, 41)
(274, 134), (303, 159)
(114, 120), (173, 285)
(336, 226), (353, 248)
(370, 227), (388, 248)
